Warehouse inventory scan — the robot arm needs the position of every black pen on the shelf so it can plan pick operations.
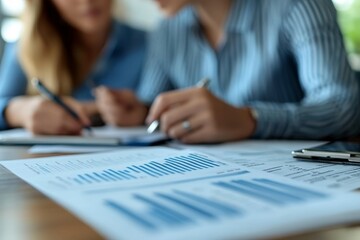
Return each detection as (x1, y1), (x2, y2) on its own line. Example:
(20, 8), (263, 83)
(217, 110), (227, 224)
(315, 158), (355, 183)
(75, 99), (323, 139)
(32, 78), (92, 133)
(147, 78), (211, 134)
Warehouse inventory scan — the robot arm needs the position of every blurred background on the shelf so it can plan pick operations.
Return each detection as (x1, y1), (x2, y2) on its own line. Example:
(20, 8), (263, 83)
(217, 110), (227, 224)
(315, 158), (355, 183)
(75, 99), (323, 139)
(0, 0), (359, 69)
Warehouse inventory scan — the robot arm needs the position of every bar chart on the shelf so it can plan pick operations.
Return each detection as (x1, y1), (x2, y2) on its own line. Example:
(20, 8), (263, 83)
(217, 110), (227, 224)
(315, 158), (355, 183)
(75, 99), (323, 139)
(104, 177), (328, 232)
(66, 153), (226, 186)
(213, 178), (327, 206)
(105, 190), (241, 231)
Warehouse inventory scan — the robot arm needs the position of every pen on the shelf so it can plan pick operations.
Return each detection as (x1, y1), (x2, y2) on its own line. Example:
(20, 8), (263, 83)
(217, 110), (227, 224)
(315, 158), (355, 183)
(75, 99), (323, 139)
(147, 78), (211, 134)
(32, 78), (92, 133)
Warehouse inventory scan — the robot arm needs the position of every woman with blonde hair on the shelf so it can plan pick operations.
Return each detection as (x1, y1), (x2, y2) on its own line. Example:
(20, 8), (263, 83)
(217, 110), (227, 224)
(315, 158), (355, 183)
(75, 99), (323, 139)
(0, 0), (146, 135)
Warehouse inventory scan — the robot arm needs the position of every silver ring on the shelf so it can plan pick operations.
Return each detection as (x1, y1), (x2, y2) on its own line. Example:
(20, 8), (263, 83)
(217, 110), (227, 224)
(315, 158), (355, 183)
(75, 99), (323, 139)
(182, 120), (192, 132)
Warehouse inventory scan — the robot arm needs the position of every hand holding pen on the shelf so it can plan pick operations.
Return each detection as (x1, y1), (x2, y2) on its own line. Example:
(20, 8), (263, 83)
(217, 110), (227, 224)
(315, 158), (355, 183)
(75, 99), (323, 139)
(30, 78), (92, 135)
(147, 78), (210, 134)
(95, 86), (148, 127)
(146, 78), (256, 144)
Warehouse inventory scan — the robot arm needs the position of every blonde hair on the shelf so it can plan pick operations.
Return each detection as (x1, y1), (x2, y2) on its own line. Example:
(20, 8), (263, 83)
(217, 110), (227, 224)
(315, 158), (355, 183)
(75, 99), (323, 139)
(19, 0), (83, 95)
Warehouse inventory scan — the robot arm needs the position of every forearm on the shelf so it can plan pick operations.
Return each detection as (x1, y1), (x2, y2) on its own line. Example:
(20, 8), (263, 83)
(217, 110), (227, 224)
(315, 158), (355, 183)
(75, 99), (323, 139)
(4, 97), (29, 129)
(250, 95), (360, 139)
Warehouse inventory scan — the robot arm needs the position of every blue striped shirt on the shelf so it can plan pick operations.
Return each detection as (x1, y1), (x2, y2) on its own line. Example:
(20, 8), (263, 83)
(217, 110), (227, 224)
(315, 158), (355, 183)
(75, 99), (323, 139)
(138, 0), (360, 139)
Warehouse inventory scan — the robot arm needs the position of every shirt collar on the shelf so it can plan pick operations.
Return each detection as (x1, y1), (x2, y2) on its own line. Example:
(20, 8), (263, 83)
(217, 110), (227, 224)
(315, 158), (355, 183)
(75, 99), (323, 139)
(185, 0), (255, 33)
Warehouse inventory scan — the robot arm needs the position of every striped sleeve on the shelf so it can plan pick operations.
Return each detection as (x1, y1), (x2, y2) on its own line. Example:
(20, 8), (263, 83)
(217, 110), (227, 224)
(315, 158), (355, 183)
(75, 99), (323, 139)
(136, 21), (174, 105)
(251, 0), (360, 139)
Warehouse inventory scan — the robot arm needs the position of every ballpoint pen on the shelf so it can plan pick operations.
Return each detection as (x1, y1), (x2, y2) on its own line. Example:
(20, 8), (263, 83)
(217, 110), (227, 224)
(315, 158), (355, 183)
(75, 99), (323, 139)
(147, 78), (211, 134)
(32, 78), (92, 133)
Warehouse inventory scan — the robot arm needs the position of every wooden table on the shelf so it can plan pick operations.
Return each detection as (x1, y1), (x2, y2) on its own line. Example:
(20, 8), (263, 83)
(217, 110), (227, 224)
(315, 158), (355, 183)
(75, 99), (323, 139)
(0, 146), (360, 240)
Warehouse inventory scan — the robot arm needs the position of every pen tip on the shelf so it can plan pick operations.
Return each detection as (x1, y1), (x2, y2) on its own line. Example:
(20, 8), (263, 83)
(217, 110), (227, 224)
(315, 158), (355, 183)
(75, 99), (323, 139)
(196, 78), (211, 88)
(147, 120), (160, 134)
(86, 126), (93, 135)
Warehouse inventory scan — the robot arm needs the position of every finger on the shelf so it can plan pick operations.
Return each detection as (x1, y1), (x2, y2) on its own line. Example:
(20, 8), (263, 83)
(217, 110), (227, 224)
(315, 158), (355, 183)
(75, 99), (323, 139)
(104, 107), (144, 126)
(59, 115), (83, 135)
(27, 122), (49, 135)
(63, 99), (91, 126)
(77, 109), (91, 126)
(147, 89), (197, 124)
(97, 102), (126, 120)
(98, 102), (137, 126)
(32, 118), (80, 136)
(115, 91), (142, 112)
(180, 126), (211, 144)
(83, 101), (99, 116)
(96, 88), (138, 108)
(160, 99), (203, 133)
(100, 107), (127, 126)
(95, 88), (119, 105)
(53, 101), (85, 134)
(167, 112), (205, 140)
(94, 86), (110, 97)
(67, 104), (91, 126)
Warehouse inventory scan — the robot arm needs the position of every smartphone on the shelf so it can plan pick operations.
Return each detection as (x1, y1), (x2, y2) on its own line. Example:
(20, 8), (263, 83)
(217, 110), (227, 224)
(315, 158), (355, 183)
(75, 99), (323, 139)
(292, 141), (360, 165)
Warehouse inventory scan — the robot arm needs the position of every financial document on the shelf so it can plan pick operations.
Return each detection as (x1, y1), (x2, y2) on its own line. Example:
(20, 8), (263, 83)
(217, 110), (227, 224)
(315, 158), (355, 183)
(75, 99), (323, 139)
(170, 141), (360, 191)
(2, 147), (360, 240)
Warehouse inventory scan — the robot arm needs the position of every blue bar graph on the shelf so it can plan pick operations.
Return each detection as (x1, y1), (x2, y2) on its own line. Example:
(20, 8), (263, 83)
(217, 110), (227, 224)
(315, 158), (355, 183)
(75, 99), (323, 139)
(232, 180), (305, 203)
(70, 154), (224, 185)
(214, 178), (328, 206)
(105, 189), (242, 231)
(104, 177), (328, 232)
(214, 181), (285, 205)
(155, 193), (218, 219)
(105, 200), (157, 230)
(173, 190), (240, 215)
(253, 179), (328, 199)
(134, 194), (193, 223)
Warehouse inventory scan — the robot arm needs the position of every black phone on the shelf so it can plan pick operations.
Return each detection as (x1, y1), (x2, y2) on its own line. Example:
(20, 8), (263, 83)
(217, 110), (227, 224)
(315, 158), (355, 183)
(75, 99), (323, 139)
(292, 141), (360, 165)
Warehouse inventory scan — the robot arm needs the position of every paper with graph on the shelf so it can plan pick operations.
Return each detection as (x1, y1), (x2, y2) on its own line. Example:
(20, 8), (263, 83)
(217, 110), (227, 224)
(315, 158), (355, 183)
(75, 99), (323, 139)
(2, 147), (360, 240)
(170, 140), (360, 191)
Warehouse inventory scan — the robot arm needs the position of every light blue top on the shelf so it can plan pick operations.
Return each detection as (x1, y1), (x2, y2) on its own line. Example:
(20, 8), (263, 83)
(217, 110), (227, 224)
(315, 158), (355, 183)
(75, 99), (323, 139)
(0, 20), (146, 130)
(138, 0), (360, 139)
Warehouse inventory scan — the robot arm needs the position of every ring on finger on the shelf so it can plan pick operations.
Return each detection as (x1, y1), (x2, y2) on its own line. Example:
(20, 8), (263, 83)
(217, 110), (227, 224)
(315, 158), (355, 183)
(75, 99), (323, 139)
(182, 120), (192, 132)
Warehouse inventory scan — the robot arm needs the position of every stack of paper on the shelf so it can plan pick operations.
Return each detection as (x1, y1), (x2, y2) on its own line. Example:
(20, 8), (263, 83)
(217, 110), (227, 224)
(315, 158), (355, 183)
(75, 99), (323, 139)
(2, 147), (360, 240)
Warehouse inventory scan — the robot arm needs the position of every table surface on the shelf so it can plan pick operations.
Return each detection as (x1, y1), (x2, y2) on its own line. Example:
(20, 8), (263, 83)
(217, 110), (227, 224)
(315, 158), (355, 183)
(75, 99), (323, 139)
(1, 146), (360, 240)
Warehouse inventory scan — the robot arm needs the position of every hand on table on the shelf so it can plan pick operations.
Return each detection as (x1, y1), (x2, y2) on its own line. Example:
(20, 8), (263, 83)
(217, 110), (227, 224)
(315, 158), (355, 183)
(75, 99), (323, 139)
(146, 88), (256, 144)
(5, 96), (91, 135)
(95, 87), (148, 126)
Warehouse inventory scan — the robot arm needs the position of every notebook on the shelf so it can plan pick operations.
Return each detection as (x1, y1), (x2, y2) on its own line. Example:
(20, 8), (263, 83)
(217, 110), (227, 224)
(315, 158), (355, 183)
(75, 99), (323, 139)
(0, 126), (169, 147)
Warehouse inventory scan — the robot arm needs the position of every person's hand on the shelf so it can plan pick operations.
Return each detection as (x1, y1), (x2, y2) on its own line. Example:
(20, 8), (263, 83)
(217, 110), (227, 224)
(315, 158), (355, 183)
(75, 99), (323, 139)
(146, 88), (256, 144)
(95, 87), (148, 126)
(5, 96), (91, 135)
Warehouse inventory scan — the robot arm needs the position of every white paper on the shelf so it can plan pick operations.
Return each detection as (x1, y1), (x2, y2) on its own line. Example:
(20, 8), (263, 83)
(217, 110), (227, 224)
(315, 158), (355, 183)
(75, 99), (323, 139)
(2, 147), (360, 240)
(169, 141), (360, 191)
(89, 125), (150, 138)
(28, 145), (124, 154)
(0, 126), (150, 139)
(0, 126), (166, 148)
